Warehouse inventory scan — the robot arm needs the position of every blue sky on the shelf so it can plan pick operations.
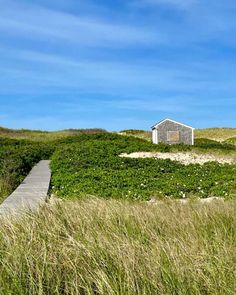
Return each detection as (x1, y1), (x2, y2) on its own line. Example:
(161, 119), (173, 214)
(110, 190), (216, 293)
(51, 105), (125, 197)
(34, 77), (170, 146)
(0, 0), (236, 131)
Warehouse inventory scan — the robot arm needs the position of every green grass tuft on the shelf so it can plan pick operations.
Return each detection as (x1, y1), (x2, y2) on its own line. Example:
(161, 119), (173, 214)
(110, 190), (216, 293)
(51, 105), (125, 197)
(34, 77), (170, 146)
(0, 198), (235, 294)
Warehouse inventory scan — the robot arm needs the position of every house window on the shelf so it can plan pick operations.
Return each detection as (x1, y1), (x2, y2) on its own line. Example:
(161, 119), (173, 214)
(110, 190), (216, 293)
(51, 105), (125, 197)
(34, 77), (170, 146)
(167, 131), (180, 142)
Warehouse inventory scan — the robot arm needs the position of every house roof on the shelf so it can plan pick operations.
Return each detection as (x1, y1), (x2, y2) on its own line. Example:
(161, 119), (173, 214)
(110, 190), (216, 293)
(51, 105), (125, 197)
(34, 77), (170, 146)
(151, 118), (194, 130)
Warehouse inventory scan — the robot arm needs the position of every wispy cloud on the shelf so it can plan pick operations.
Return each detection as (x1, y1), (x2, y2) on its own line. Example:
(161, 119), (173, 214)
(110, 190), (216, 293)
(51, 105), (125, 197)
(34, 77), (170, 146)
(56, 96), (190, 113)
(132, 0), (236, 46)
(137, 0), (197, 10)
(1, 46), (236, 98)
(103, 98), (188, 112)
(0, 0), (158, 47)
(0, 0), (235, 129)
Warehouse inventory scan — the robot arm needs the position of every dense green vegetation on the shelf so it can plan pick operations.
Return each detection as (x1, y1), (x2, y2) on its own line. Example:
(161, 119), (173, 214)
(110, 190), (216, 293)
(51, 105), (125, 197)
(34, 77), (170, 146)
(0, 128), (235, 294)
(194, 138), (236, 152)
(0, 138), (55, 202)
(51, 133), (236, 200)
(0, 198), (236, 294)
(0, 129), (106, 202)
(0, 130), (235, 202)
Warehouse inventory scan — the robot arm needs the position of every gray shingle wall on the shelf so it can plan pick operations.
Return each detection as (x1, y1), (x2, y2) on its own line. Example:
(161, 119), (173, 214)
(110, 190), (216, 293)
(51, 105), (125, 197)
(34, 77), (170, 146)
(154, 120), (193, 145)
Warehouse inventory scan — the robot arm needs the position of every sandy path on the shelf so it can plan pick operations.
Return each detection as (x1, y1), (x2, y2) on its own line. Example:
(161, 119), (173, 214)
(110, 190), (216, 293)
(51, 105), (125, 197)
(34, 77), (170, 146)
(120, 152), (235, 165)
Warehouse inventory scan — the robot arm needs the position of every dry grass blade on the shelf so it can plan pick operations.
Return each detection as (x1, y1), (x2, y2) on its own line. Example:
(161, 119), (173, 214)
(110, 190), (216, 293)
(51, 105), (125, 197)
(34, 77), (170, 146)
(0, 198), (235, 294)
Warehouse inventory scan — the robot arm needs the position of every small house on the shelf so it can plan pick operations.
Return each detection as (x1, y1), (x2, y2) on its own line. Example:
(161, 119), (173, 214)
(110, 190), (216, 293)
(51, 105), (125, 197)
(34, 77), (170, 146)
(151, 118), (194, 145)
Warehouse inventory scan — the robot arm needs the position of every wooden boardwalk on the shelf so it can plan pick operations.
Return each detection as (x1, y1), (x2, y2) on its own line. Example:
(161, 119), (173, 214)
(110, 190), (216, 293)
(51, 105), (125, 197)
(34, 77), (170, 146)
(0, 160), (51, 215)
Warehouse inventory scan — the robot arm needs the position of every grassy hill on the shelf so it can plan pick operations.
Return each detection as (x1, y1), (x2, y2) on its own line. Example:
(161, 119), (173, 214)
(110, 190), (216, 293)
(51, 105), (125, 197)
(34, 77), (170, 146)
(0, 127), (235, 294)
(0, 126), (106, 141)
(50, 133), (236, 200)
(119, 128), (236, 144)
(1, 126), (235, 142)
(195, 128), (236, 141)
(0, 129), (235, 203)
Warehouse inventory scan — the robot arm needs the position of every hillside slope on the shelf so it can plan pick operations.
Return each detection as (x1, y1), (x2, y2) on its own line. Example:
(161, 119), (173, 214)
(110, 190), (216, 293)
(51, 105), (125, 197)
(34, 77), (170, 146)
(120, 128), (236, 143)
(195, 128), (236, 141)
(0, 127), (106, 141)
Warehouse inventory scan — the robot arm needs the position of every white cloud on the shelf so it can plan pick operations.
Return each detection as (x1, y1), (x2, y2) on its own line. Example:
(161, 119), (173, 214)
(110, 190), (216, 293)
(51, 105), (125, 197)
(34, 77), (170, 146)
(136, 0), (197, 9)
(1, 46), (236, 99)
(56, 96), (190, 114)
(0, 0), (158, 47)
(0, 47), (188, 92)
(104, 98), (188, 112)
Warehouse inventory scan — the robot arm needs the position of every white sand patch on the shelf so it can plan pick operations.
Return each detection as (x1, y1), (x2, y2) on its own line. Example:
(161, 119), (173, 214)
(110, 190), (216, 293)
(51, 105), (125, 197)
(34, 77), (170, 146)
(120, 152), (235, 165)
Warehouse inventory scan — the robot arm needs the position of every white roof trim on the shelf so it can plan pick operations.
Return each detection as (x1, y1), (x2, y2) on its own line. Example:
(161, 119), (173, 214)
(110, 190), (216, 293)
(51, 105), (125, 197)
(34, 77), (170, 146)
(151, 118), (194, 130)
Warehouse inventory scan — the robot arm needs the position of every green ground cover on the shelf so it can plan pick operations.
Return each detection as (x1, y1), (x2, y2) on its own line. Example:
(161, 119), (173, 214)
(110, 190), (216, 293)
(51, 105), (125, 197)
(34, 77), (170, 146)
(0, 138), (55, 202)
(0, 132), (235, 202)
(50, 133), (236, 200)
(0, 129), (105, 202)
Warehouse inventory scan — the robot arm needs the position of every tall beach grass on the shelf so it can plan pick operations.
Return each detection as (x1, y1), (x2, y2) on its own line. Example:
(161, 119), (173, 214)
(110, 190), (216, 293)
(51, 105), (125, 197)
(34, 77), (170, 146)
(0, 198), (235, 294)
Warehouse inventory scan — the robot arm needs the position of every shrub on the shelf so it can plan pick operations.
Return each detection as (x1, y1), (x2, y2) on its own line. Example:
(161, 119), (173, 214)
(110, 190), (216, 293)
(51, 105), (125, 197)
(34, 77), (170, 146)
(194, 138), (236, 151)
(0, 138), (55, 201)
(51, 134), (236, 200)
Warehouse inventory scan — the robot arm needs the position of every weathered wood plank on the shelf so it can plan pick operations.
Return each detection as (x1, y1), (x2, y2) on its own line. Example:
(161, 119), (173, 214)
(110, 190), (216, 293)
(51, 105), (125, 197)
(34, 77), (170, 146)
(0, 160), (51, 215)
